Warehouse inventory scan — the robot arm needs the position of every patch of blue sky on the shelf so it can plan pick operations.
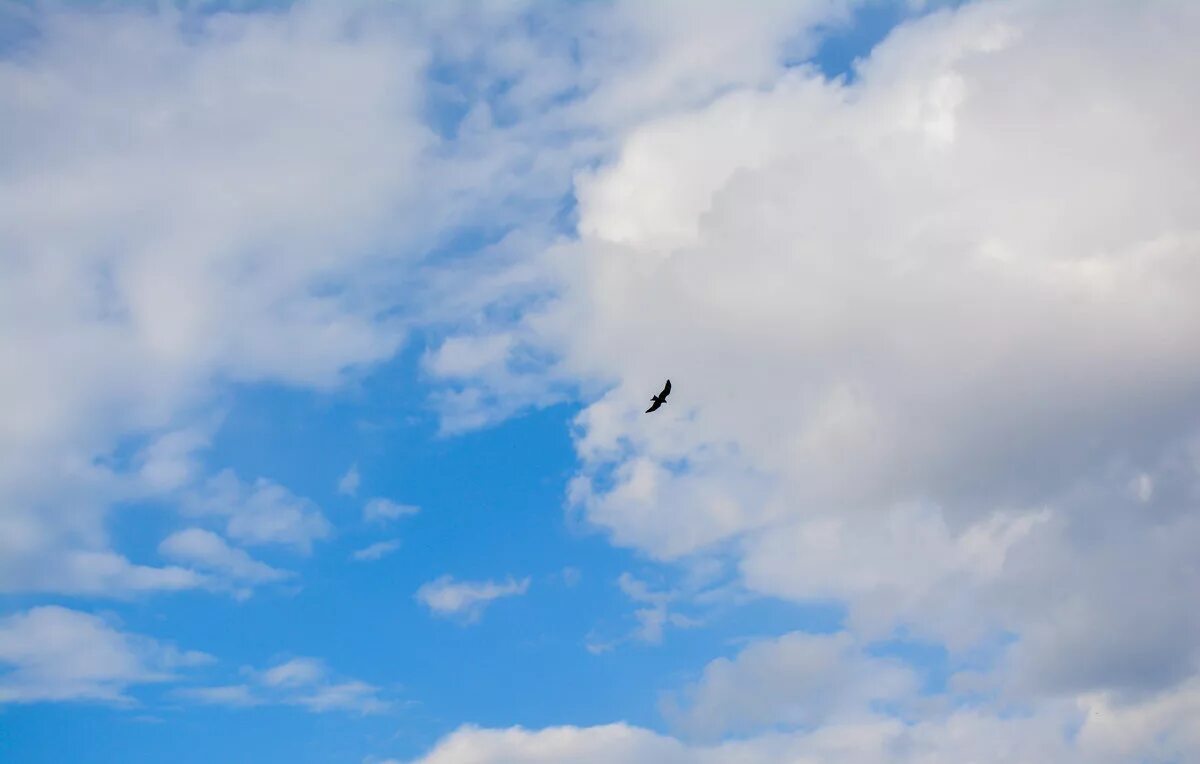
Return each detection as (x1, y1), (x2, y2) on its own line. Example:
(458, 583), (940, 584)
(807, 0), (970, 82)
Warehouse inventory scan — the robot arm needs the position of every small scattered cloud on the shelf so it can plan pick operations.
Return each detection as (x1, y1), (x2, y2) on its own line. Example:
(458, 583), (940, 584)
(338, 464), (361, 496)
(659, 632), (917, 740)
(159, 528), (290, 598)
(416, 575), (530, 624)
(352, 539), (402, 562)
(184, 470), (330, 553)
(0, 606), (211, 705)
(259, 657), (326, 688)
(617, 573), (699, 645)
(179, 657), (387, 715)
(363, 498), (420, 524)
(175, 684), (261, 707)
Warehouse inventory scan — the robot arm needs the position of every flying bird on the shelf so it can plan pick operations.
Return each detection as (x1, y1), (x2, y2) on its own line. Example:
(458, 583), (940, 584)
(645, 379), (672, 413)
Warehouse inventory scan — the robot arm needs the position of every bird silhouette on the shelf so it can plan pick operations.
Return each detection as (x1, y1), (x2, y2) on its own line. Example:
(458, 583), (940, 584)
(645, 379), (671, 413)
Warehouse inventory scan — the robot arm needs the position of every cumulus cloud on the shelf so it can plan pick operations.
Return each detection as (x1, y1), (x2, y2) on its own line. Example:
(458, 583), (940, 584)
(442, 0), (1200, 688)
(6, 2), (1200, 762)
(402, 687), (1200, 764)
(418, 1), (1200, 759)
(0, 606), (210, 704)
(416, 575), (531, 623)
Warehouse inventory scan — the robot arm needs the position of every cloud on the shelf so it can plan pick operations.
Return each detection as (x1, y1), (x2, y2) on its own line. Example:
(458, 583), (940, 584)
(184, 470), (330, 553)
(398, 684), (1200, 764)
(352, 539), (402, 562)
(159, 528), (291, 594)
(416, 575), (530, 623)
(0, 2), (438, 596)
(440, 0), (1200, 702)
(260, 657), (327, 688)
(180, 656), (387, 715)
(615, 573), (698, 646)
(660, 632), (917, 740)
(403, 665), (1200, 763)
(363, 498), (420, 524)
(176, 684), (261, 707)
(0, 606), (210, 704)
(338, 464), (361, 496)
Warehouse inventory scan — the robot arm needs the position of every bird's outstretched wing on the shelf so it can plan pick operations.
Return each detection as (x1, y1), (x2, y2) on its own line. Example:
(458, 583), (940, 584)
(659, 379), (672, 399)
(645, 399), (663, 413)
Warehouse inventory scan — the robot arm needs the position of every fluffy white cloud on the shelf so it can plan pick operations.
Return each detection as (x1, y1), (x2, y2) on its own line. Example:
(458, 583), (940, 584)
(446, 0), (1200, 689)
(416, 575), (531, 623)
(404, 692), (1200, 764)
(0, 0), (875, 600)
(0, 2), (435, 595)
(424, 1), (1200, 759)
(0, 606), (210, 704)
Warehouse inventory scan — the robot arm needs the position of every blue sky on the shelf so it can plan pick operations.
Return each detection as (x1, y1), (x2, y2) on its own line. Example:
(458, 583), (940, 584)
(2, 2), (1200, 763)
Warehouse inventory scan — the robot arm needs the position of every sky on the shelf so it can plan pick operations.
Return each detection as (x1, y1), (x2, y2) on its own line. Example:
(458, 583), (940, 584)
(1, 0), (1199, 762)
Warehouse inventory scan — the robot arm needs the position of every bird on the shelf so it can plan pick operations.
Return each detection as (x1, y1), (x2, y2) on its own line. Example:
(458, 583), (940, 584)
(645, 379), (672, 413)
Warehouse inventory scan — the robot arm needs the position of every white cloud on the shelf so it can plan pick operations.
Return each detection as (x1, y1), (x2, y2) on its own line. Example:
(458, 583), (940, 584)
(403, 691), (1200, 764)
(0, 0), (873, 600)
(338, 464), (361, 497)
(615, 573), (698, 646)
(418, 2), (1200, 758)
(158, 528), (290, 594)
(352, 539), (402, 562)
(0, 606), (210, 704)
(184, 470), (330, 553)
(363, 498), (420, 524)
(661, 632), (917, 740)
(181, 656), (387, 715)
(260, 657), (327, 688)
(440, 0), (1200, 693)
(416, 575), (530, 623)
(404, 669), (1200, 763)
(0, 2), (437, 596)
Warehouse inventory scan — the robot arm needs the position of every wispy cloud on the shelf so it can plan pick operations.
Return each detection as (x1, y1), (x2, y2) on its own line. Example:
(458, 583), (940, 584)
(416, 575), (530, 624)
(363, 498), (420, 524)
(184, 470), (330, 553)
(179, 657), (387, 715)
(159, 528), (290, 598)
(0, 607), (211, 704)
(351, 539), (402, 562)
(337, 464), (361, 496)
